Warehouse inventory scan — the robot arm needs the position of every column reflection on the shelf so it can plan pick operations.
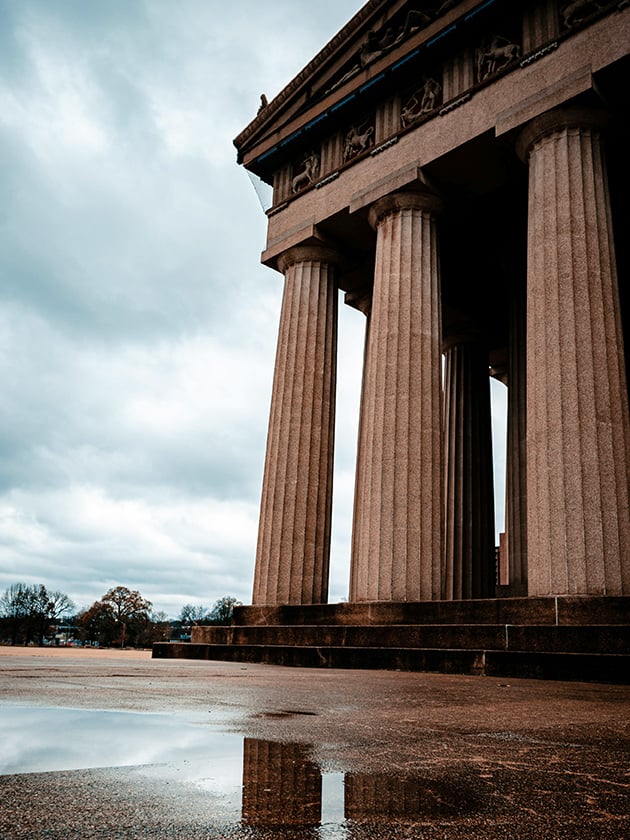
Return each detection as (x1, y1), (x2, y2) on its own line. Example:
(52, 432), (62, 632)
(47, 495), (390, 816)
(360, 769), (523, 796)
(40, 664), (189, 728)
(241, 739), (321, 828)
(240, 739), (482, 830)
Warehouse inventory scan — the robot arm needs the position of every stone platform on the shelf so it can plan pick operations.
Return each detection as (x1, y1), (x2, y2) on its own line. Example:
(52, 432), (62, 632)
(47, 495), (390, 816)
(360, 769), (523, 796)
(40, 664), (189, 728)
(152, 596), (630, 683)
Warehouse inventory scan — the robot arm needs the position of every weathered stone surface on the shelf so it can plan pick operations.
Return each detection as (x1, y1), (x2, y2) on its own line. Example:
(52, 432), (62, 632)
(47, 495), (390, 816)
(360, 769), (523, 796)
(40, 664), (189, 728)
(232, 596), (629, 627)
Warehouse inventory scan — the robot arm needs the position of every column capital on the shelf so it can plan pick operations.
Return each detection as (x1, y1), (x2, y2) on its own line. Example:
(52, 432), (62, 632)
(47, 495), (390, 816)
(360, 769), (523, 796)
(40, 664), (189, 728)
(344, 285), (373, 317)
(442, 326), (484, 354)
(516, 106), (608, 162)
(277, 243), (342, 274)
(368, 189), (443, 230)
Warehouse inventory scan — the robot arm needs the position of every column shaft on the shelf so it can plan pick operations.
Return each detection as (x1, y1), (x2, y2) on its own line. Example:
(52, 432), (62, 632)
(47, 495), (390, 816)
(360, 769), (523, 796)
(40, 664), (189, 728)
(442, 336), (495, 599)
(253, 246), (338, 604)
(506, 283), (528, 592)
(519, 109), (630, 595)
(350, 191), (443, 602)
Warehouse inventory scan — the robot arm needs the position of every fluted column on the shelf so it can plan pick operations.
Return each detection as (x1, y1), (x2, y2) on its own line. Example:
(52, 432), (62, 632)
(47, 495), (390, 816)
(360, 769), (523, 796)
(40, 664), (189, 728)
(442, 332), (495, 600)
(517, 108), (630, 596)
(350, 190), (443, 602)
(253, 244), (338, 605)
(506, 282), (528, 593)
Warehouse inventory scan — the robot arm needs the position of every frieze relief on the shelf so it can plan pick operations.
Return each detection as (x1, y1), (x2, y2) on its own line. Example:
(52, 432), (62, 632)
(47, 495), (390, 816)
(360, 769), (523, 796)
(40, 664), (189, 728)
(343, 118), (376, 162)
(401, 75), (442, 127)
(270, 0), (621, 207)
(474, 34), (521, 83)
(291, 150), (321, 193)
(324, 0), (620, 96)
(323, 0), (618, 94)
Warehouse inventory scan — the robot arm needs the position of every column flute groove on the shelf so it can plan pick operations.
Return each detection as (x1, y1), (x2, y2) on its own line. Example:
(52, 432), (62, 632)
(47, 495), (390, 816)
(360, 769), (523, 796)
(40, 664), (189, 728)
(288, 261), (318, 602)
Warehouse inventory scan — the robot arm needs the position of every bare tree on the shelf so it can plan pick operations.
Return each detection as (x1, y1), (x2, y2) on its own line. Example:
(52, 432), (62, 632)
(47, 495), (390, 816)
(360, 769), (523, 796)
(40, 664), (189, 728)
(179, 604), (210, 626)
(32, 586), (76, 645)
(101, 586), (152, 648)
(0, 583), (75, 645)
(0, 583), (35, 644)
(207, 596), (242, 625)
(76, 600), (117, 647)
(139, 611), (172, 645)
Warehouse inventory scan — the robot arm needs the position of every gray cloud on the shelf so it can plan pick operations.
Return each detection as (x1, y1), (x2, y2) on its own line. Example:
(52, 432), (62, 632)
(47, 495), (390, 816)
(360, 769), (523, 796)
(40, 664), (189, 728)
(0, 0), (368, 616)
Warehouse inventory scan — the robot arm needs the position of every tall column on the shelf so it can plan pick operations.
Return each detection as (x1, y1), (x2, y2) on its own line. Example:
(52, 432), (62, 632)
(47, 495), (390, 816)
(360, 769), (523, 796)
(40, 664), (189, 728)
(517, 108), (630, 596)
(442, 332), (495, 600)
(253, 244), (338, 604)
(506, 282), (528, 594)
(350, 190), (443, 602)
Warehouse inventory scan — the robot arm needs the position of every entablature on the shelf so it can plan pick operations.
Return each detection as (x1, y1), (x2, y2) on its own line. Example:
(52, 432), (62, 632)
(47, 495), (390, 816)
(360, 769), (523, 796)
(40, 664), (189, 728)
(234, 0), (626, 215)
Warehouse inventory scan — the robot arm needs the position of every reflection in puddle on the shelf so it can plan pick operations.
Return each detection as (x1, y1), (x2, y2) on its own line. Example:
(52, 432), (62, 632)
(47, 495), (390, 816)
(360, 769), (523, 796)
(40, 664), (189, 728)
(1, 704), (480, 832)
(0, 704), (241, 775)
(241, 740), (478, 828)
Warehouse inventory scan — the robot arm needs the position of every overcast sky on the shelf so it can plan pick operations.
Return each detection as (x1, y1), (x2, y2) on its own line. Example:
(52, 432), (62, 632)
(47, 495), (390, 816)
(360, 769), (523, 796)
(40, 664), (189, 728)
(0, 0), (506, 619)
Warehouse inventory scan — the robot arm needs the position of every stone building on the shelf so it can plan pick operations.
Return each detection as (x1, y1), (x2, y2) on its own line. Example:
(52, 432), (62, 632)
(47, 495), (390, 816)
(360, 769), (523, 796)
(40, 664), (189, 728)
(155, 0), (630, 679)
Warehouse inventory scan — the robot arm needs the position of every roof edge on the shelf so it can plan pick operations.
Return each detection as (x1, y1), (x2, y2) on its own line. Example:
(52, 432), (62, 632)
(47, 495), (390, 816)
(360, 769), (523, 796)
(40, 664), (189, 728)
(233, 0), (385, 153)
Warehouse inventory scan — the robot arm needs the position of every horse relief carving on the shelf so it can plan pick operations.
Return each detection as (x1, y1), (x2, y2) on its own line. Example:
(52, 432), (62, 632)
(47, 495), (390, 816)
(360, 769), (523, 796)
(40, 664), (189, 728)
(475, 35), (520, 82)
(291, 152), (320, 193)
(343, 122), (375, 162)
(401, 77), (442, 127)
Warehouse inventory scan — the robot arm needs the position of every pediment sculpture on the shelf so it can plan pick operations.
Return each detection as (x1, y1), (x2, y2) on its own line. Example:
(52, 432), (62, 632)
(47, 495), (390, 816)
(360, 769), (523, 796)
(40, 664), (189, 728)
(327, 2), (454, 93)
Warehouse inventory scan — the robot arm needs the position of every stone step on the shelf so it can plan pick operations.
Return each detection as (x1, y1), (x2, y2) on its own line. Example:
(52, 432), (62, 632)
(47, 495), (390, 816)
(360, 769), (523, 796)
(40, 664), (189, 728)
(153, 596), (630, 683)
(151, 642), (629, 683)
(190, 624), (630, 655)
(232, 596), (630, 627)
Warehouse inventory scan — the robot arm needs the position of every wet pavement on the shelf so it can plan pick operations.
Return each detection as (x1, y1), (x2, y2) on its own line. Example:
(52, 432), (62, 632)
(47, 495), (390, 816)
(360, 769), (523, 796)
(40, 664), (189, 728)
(0, 647), (628, 838)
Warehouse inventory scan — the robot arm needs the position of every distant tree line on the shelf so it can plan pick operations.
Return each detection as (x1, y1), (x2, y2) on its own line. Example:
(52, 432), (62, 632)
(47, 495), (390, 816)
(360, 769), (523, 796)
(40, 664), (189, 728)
(0, 584), (241, 648)
(0, 583), (75, 646)
(178, 596), (242, 628)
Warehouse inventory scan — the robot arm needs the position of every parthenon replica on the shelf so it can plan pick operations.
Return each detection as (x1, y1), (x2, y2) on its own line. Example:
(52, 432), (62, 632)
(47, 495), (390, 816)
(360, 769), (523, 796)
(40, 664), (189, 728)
(155, 0), (630, 680)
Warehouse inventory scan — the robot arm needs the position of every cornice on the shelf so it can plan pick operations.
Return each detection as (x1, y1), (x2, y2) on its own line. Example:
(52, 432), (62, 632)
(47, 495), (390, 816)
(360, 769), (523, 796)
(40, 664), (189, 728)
(233, 0), (387, 151)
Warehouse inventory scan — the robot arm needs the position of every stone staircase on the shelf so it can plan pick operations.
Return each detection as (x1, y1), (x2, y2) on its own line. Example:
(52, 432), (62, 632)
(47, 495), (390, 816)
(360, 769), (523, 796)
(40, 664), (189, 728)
(152, 596), (630, 683)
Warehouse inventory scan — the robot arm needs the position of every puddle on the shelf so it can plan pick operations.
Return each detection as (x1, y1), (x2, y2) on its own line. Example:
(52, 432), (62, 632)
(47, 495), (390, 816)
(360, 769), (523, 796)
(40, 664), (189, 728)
(0, 703), (240, 775)
(0, 703), (481, 833)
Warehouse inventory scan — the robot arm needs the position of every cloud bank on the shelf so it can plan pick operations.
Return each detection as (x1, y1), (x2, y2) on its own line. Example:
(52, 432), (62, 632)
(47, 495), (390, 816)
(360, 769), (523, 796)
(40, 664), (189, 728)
(0, 0), (371, 616)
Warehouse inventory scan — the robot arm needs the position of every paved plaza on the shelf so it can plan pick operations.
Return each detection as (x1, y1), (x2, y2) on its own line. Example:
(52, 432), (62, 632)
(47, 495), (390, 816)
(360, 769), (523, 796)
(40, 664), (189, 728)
(0, 647), (628, 838)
